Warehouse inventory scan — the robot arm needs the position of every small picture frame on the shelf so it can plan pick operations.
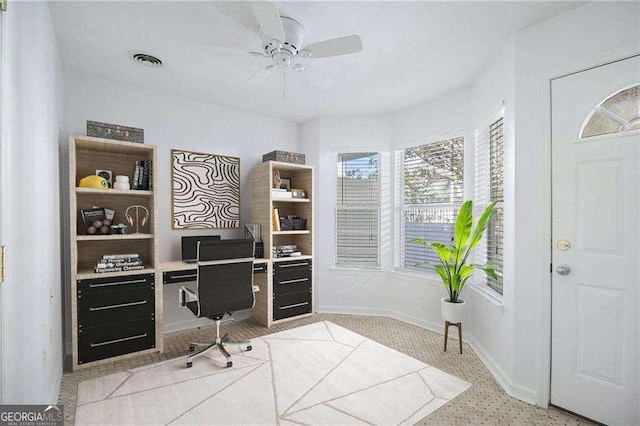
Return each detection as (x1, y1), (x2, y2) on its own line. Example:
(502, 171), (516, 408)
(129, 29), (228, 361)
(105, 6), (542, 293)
(96, 169), (113, 187)
(280, 177), (291, 190)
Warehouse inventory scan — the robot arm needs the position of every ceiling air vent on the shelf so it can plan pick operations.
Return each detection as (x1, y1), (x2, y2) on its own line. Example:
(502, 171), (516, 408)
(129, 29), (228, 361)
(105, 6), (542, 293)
(130, 52), (163, 68)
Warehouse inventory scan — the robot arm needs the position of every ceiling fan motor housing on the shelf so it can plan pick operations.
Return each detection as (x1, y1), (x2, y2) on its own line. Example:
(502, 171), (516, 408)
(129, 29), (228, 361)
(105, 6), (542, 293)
(261, 16), (304, 57)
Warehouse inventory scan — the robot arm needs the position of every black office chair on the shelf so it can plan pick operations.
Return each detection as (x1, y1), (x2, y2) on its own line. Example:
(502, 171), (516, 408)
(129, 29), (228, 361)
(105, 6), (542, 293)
(179, 239), (255, 368)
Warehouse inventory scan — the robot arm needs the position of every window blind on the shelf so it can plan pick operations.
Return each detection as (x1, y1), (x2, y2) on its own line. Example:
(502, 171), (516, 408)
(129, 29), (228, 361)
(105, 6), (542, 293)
(336, 152), (380, 267)
(399, 137), (464, 272)
(475, 116), (504, 294)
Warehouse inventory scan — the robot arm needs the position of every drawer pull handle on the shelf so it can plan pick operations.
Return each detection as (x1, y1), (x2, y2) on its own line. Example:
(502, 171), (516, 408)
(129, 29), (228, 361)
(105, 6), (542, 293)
(89, 278), (147, 288)
(278, 263), (309, 268)
(89, 300), (147, 311)
(279, 302), (309, 310)
(90, 333), (148, 348)
(171, 274), (196, 280)
(279, 278), (309, 285)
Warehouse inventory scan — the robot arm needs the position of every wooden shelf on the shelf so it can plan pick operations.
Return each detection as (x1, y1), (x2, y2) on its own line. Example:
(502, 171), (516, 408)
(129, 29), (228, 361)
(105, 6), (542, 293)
(76, 187), (153, 196)
(273, 230), (310, 235)
(272, 198), (310, 203)
(77, 233), (153, 241)
(76, 268), (155, 280)
(272, 255), (313, 262)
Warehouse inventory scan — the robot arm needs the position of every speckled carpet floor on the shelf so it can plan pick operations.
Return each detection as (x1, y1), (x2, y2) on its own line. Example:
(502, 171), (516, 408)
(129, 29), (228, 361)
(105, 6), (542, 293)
(59, 313), (593, 425)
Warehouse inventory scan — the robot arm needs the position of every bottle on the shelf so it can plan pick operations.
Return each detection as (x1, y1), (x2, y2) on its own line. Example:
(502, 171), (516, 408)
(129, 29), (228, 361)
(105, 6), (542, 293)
(114, 175), (130, 190)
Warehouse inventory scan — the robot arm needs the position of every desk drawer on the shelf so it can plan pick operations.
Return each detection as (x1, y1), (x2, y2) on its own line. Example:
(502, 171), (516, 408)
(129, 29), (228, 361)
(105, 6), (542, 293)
(273, 290), (312, 321)
(273, 269), (311, 296)
(78, 285), (155, 328)
(163, 269), (197, 284)
(253, 262), (268, 274)
(78, 318), (156, 364)
(78, 273), (154, 294)
(274, 259), (312, 273)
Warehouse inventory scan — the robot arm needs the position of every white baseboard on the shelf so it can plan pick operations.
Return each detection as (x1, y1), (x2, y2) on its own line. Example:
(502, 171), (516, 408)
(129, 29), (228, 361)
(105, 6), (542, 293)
(465, 335), (537, 405)
(316, 305), (391, 317)
(49, 356), (63, 404)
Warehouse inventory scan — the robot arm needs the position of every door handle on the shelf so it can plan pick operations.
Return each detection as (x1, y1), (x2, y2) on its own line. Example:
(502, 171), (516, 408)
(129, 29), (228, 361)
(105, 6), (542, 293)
(556, 264), (571, 276)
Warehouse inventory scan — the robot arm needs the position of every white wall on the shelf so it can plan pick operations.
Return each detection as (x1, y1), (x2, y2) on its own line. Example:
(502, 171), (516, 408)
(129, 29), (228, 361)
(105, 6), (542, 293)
(1, 1), (63, 403)
(62, 71), (298, 344)
(511, 1), (640, 403)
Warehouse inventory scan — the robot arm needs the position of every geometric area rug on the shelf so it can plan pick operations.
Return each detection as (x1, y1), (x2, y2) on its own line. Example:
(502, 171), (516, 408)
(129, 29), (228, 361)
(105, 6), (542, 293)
(74, 321), (471, 425)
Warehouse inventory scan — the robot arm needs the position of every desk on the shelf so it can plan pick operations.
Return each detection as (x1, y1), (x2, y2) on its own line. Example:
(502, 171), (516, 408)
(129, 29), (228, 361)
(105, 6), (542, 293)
(159, 256), (313, 329)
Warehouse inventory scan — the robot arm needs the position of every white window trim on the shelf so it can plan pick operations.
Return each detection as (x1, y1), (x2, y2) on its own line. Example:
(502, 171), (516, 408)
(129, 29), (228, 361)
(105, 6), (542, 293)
(334, 149), (382, 270)
(472, 107), (505, 300)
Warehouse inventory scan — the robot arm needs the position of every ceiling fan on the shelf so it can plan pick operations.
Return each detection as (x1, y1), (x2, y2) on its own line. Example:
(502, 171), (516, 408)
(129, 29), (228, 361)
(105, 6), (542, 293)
(199, 1), (363, 95)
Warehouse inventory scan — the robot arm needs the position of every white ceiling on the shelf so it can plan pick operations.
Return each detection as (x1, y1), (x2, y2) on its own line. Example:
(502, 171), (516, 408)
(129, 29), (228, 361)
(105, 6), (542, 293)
(50, 1), (584, 122)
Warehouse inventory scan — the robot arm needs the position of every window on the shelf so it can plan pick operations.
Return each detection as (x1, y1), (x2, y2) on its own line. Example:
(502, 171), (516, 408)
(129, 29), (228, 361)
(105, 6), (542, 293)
(475, 116), (504, 294)
(398, 137), (464, 272)
(581, 84), (640, 138)
(336, 152), (380, 267)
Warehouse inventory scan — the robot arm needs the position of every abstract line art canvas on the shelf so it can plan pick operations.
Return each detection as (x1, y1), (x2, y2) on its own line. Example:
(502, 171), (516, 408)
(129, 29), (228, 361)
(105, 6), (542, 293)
(171, 149), (240, 229)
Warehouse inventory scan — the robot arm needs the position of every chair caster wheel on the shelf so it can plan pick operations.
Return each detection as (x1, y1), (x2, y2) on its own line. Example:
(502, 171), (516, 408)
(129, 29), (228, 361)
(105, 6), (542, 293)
(246, 345), (252, 351)
(189, 345), (195, 352)
(186, 362), (193, 368)
(226, 361), (233, 368)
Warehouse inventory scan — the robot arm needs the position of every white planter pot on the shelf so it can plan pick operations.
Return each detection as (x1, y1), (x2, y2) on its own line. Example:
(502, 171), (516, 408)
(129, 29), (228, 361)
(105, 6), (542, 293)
(441, 297), (466, 323)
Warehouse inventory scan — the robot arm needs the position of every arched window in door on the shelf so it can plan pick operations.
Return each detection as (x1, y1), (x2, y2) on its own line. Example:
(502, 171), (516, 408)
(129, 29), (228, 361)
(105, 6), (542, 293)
(580, 84), (640, 138)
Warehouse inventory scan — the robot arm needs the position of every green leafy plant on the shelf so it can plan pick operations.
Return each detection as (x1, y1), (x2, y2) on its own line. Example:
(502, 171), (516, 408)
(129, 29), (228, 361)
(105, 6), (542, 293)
(410, 200), (498, 303)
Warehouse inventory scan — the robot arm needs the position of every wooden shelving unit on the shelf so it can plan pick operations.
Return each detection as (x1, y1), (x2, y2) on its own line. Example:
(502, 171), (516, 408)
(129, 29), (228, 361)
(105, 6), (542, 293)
(68, 135), (161, 370)
(251, 161), (314, 327)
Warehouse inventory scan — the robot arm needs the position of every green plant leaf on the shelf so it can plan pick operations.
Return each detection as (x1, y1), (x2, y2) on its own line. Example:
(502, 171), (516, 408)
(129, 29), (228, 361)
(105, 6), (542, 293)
(467, 202), (497, 250)
(459, 264), (474, 280)
(428, 242), (451, 264)
(408, 238), (427, 246)
(454, 200), (473, 249)
(473, 263), (499, 279)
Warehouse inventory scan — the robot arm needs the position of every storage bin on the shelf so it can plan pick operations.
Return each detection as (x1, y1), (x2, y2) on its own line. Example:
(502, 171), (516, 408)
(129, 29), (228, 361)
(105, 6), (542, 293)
(262, 150), (305, 164)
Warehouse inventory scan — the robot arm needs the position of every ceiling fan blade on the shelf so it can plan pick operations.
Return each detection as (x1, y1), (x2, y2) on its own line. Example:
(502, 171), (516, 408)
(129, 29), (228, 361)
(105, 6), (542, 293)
(303, 35), (363, 59)
(299, 64), (335, 90)
(252, 1), (285, 43)
(195, 43), (266, 57)
(245, 65), (277, 86)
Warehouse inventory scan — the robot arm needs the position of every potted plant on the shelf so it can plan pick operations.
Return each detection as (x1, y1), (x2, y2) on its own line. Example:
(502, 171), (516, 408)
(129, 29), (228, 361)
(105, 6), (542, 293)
(410, 200), (497, 323)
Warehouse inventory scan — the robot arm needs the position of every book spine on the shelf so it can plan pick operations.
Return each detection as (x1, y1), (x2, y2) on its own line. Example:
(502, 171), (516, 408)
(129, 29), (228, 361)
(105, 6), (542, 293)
(148, 160), (152, 191)
(102, 254), (140, 260)
(137, 160), (144, 190)
(132, 161), (141, 190)
(94, 265), (145, 273)
(142, 159), (150, 190)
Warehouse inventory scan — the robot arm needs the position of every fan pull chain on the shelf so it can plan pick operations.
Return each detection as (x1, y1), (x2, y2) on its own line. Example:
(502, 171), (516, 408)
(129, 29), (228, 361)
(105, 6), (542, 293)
(282, 65), (286, 99)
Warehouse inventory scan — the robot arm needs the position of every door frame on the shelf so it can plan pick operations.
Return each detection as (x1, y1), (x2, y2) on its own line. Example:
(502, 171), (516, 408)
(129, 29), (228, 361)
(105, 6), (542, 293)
(537, 42), (640, 408)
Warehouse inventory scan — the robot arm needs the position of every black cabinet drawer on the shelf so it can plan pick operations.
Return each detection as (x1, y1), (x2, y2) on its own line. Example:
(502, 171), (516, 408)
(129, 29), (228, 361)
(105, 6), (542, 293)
(163, 269), (197, 284)
(78, 273), (155, 294)
(253, 262), (268, 274)
(273, 269), (311, 296)
(78, 286), (155, 328)
(78, 318), (156, 364)
(273, 259), (312, 273)
(273, 290), (312, 321)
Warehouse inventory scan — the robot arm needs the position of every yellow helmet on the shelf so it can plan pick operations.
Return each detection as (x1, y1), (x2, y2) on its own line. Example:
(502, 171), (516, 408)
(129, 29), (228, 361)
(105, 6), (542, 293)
(79, 175), (109, 189)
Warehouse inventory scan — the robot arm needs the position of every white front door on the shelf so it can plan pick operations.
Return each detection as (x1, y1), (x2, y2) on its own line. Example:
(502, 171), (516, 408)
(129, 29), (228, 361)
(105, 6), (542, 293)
(551, 55), (639, 425)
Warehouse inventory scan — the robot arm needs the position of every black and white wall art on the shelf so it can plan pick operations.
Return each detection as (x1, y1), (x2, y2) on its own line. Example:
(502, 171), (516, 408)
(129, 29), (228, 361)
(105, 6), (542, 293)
(171, 149), (240, 229)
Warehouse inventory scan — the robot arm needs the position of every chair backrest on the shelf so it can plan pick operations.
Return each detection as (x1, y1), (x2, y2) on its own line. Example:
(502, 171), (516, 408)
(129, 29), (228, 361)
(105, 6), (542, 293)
(195, 239), (255, 318)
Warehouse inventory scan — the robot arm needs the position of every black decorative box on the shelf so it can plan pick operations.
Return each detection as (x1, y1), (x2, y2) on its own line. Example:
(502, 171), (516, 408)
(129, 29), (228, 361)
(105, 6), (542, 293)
(262, 150), (305, 165)
(279, 218), (307, 230)
(87, 120), (144, 143)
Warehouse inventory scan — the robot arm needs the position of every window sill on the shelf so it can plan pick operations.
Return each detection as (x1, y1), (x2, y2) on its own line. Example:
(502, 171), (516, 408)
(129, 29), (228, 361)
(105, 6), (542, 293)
(470, 284), (504, 315)
(331, 266), (384, 277)
(389, 269), (443, 287)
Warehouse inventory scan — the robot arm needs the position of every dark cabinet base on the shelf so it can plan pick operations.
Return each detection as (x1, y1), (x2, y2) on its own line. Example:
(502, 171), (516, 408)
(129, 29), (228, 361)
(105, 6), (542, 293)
(78, 317), (156, 364)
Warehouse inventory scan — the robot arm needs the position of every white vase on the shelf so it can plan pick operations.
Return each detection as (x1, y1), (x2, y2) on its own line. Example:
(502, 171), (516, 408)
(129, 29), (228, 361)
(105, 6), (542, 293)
(441, 297), (466, 323)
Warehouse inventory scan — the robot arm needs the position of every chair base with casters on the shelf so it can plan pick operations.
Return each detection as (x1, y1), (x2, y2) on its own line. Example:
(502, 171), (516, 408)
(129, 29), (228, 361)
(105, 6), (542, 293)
(185, 315), (252, 368)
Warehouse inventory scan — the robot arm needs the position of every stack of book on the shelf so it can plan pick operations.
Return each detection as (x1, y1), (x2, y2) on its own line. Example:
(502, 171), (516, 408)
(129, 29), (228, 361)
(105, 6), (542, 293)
(132, 159), (152, 190)
(95, 254), (144, 273)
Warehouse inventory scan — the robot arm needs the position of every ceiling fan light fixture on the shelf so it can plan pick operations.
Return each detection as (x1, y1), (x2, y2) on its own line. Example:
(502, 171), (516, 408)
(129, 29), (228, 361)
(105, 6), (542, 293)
(298, 49), (312, 58)
(293, 63), (305, 72)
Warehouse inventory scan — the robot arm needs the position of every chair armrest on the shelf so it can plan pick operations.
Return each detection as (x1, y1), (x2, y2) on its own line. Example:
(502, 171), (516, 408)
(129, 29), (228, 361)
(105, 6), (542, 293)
(179, 286), (198, 308)
(252, 285), (260, 293)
